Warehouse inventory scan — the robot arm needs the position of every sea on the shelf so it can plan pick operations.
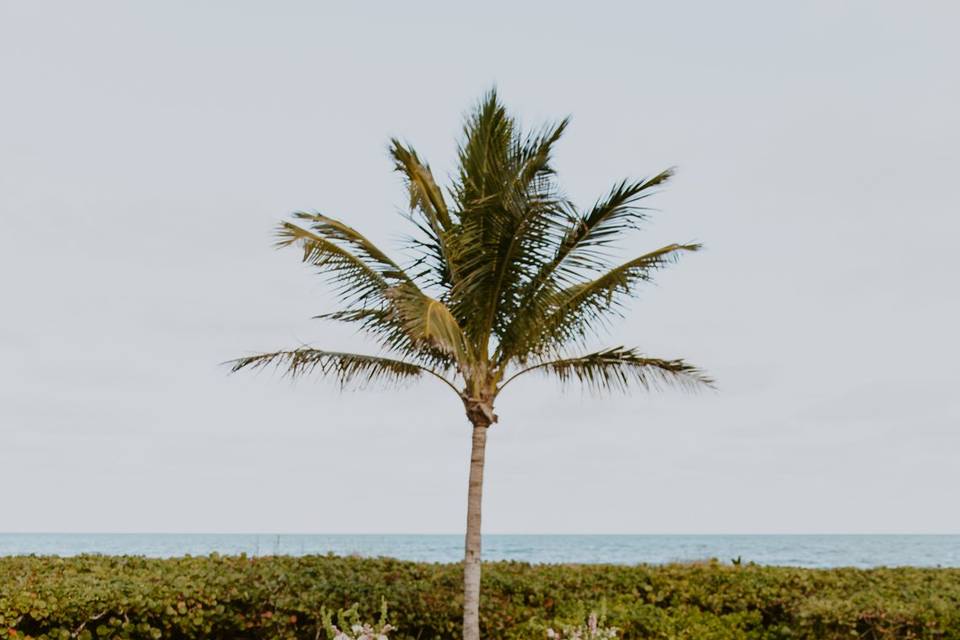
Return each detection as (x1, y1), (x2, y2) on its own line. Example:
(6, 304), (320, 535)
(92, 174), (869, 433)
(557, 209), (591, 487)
(1, 534), (957, 568)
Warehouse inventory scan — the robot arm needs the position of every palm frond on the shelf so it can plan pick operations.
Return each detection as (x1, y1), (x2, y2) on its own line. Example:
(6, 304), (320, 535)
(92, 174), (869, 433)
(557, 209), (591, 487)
(499, 243), (700, 362)
(448, 93), (573, 346)
(494, 171), (673, 355)
(389, 140), (461, 289)
(290, 212), (410, 280)
(386, 283), (474, 364)
(454, 89), (515, 208)
(277, 221), (461, 368)
(500, 347), (713, 393)
(473, 118), (572, 339)
(390, 138), (457, 287)
(227, 348), (457, 391)
(552, 169), (674, 278)
(312, 308), (457, 371)
(277, 222), (394, 308)
(389, 141), (452, 230)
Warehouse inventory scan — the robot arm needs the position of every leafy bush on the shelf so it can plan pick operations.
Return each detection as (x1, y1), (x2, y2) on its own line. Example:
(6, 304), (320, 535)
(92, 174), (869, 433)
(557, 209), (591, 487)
(0, 555), (958, 640)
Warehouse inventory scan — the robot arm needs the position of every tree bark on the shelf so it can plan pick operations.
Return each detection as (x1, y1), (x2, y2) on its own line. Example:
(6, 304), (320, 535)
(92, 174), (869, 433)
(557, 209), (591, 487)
(462, 418), (489, 640)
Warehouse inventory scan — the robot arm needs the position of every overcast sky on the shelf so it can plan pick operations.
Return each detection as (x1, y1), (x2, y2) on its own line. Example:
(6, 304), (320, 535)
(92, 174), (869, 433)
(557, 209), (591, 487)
(2, 1), (958, 534)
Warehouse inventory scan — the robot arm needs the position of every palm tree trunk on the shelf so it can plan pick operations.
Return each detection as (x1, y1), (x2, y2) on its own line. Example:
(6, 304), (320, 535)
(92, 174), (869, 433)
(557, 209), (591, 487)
(463, 418), (489, 640)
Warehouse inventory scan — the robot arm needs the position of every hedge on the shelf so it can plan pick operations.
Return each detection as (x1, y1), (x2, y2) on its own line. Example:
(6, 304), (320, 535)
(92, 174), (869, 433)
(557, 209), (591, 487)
(1, 554), (958, 640)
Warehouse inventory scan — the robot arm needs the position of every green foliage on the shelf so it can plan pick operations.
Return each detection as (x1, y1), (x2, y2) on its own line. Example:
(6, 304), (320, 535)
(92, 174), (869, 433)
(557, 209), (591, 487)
(1, 555), (958, 640)
(319, 600), (393, 640)
(230, 89), (711, 403)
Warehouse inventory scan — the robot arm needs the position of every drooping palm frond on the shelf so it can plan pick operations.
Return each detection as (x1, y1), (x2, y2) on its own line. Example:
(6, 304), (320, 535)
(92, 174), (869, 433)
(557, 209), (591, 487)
(500, 347), (714, 393)
(277, 219), (465, 368)
(227, 348), (457, 391)
(276, 222), (394, 309)
(386, 282), (474, 364)
(290, 212), (411, 281)
(312, 308), (457, 371)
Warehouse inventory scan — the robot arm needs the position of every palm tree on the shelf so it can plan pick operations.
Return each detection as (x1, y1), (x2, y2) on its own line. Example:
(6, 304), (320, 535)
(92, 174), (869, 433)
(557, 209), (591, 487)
(230, 90), (712, 640)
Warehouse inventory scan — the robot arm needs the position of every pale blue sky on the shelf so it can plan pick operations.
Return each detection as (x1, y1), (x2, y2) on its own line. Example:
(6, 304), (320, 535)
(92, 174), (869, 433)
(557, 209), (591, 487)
(1, 1), (958, 533)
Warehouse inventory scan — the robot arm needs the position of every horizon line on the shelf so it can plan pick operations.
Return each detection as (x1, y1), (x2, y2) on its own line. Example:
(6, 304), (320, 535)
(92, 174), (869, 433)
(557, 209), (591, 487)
(3, 532), (958, 536)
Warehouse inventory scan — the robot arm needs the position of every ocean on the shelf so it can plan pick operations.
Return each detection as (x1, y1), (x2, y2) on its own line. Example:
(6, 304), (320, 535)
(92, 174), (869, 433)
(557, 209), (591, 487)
(1, 534), (957, 567)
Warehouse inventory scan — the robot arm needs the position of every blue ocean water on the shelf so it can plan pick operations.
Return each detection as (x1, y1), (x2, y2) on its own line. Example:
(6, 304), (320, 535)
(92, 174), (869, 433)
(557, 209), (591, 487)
(0, 534), (957, 567)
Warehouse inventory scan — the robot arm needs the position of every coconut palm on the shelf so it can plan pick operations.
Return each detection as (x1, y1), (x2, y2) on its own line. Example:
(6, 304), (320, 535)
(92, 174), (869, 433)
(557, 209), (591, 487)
(230, 90), (712, 640)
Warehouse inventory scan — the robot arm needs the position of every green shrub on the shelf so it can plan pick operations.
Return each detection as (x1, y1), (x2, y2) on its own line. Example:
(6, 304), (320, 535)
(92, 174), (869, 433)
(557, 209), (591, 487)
(0, 555), (957, 640)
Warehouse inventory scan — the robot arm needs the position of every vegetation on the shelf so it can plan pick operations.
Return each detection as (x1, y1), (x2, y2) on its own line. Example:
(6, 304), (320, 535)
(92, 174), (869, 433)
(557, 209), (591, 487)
(230, 90), (711, 640)
(2, 555), (958, 640)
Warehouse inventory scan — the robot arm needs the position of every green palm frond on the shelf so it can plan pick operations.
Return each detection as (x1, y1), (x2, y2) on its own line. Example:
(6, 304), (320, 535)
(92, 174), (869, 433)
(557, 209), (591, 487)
(389, 141), (458, 288)
(449, 92), (573, 346)
(312, 308), (457, 371)
(278, 220), (463, 367)
(500, 347), (714, 393)
(454, 89), (515, 208)
(473, 119), (572, 341)
(499, 243), (701, 362)
(276, 222), (394, 308)
(386, 283), (473, 364)
(389, 141), (452, 230)
(290, 212), (410, 281)
(551, 169), (674, 279)
(228, 349), (457, 391)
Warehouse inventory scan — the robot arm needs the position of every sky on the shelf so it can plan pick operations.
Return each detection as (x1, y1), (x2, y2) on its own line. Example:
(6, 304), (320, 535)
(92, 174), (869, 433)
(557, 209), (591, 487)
(1, 1), (958, 535)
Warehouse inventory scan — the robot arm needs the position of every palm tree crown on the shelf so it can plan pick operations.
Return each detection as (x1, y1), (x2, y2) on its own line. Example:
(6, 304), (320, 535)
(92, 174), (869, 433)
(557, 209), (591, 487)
(231, 90), (712, 410)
